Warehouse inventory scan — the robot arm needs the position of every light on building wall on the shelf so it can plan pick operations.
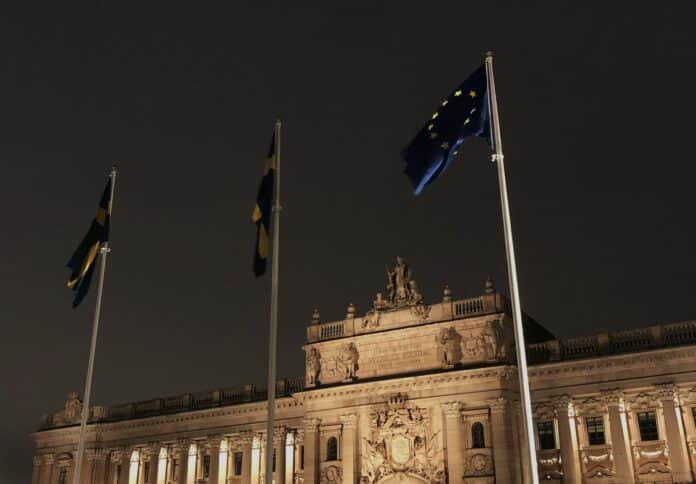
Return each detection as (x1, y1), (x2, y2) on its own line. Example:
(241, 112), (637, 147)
(285, 433), (295, 484)
(129, 450), (140, 484)
(218, 439), (229, 484)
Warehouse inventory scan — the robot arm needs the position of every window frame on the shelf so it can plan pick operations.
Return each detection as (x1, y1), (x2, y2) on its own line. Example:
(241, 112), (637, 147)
(233, 451), (243, 476)
(536, 420), (556, 450)
(636, 411), (659, 441)
(471, 422), (486, 449)
(584, 415), (606, 446)
(326, 436), (339, 461)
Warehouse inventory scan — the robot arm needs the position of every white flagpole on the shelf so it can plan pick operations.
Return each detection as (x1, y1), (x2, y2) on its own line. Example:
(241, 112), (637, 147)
(485, 52), (539, 484)
(264, 120), (281, 484)
(72, 165), (117, 484)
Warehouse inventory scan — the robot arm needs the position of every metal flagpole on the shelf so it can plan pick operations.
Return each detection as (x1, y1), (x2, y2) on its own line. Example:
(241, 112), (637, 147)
(264, 120), (282, 484)
(72, 165), (118, 484)
(485, 52), (539, 484)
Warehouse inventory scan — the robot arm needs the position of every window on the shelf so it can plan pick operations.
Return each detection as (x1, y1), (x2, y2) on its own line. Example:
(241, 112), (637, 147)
(300, 445), (304, 470)
(692, 406), (696, 426)
(115, 465), (121, 484)
(471, 422), (485, 448)
(272, 449), (276, 472)
(234, 452), (243, 476)
(326, 437), (338, 461)
(143, 462), (150, 483)
(637, 411), (659, 441)
(585, 416), (606, 445)
(202, 455), (211, 478)
(537, 421), (556, 450)
(58, 467), (67, 484)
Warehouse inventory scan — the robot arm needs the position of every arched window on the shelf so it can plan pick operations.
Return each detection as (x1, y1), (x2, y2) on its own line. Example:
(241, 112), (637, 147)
(326, 437), (338, 461)
(471, 422), (485, 449)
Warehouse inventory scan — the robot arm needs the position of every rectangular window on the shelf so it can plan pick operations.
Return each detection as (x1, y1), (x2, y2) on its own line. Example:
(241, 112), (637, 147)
(585, 416), (606, 445)
(692, 406), (696, 426)
(115, 465), (121, 484)
(637, 411), (659, 441)
(58, 468), (67, 484)
(537, 421), (556, 450)
(234, 452), (243, 476)
(143, 461), (150, 483)
(272, 449), (276, 472)
(202, 454), (211, 478)
(300, 445), (304, 470)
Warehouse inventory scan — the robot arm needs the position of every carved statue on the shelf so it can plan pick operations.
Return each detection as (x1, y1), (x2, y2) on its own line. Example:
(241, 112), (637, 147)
(306, 347), (321, 386)
(340, 343), (359, 380)
(376, 257), (424, 310)
(436, 327), (462, 366)
(320, 465), (343, 484)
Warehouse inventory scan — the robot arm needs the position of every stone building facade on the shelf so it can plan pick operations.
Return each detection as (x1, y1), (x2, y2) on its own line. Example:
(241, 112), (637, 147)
(31, 260), (696, 483)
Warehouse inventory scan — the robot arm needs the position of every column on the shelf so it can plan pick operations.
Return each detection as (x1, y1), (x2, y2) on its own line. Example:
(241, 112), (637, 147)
(31, 456), (42, 484)
(87, 449), (108, 484)
(285, 432), (295, 484)
(183, 441), (195, 484)
(657, 387), (692, 482)
(144, 445), (161, 484)
(604, 393), (634, 482)
(443, 402), (464, 484)
(340, 415), (358, 484)
(294, 430), (305, 483)
(207, 437), (222, 484)
(552, 396), (581, 484)
(489, 397), (521, 484)
(303, 418), (320, 484)
(241, 432), (254, 484)
(678, 392), (696, 477)
(39, 454), (54, 484)
(274, 427), (287, 484)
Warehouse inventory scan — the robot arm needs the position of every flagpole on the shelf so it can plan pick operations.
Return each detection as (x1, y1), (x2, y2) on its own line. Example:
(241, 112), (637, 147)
(485, 52), (539, 484)
(264, 120), (281, 484)
(72, 165), (117, 484)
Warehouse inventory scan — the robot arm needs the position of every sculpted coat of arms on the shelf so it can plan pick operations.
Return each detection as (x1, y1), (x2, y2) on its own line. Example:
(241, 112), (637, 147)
(361, 394), (445, 484)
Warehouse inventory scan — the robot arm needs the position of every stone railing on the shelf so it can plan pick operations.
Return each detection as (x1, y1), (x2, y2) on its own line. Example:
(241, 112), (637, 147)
(307, 293), (503, 342)
(527, 320), (696, 364)
(39, 377), (305, 430)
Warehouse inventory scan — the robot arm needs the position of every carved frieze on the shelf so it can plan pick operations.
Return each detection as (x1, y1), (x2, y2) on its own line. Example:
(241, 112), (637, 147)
(361, 394), (445, 484)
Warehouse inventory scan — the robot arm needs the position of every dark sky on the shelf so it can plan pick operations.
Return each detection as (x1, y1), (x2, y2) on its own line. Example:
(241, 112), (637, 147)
(2, 2), (696, 482)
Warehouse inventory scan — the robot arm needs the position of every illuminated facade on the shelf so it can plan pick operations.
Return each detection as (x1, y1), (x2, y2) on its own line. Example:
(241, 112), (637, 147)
(31, 260), (696, 484)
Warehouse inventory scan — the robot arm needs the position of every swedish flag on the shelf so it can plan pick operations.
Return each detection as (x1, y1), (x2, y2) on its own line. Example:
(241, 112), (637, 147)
(66, 178), (111, 308)
(402, 64), (491, 195)
(252, 132), (276, 277)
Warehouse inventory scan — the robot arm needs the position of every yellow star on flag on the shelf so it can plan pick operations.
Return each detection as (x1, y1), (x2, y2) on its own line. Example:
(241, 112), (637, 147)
(468, 90), (476, 98)
(440, 141), (449, 150)
(454, 90), (462, 97)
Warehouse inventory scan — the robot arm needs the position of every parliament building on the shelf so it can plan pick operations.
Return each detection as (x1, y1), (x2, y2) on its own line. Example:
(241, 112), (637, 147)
(31, 259), (696, 484)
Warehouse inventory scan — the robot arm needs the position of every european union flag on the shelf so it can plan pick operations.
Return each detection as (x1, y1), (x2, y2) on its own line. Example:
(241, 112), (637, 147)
(66, 178), (111, 308)
(402, 64), (490, 195)
(252, 132), (276, 277)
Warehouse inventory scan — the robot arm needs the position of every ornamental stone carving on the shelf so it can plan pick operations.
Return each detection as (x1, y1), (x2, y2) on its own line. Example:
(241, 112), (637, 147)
(52, 392), (83, 426)
(306, 347), (321, 387)
(463, 452), (494, 477)
(320, 464), (343, 484)
(436, 327), (462, 367)
(340, 343), (359, 381)
(361, 393), (445, 484)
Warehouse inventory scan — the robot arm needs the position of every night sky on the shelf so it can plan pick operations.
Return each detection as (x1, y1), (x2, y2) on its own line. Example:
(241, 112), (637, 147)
(2, 2), (696, 482)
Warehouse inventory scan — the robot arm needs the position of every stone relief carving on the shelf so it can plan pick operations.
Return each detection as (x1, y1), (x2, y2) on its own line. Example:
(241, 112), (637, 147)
(306, 347), (321, 386)
(463, 452), (494, 477)
(436, 327), (462, 367)
(320, 465), (343, 484)
(340, 343), (359, 381)
(360, 393), (445, 484)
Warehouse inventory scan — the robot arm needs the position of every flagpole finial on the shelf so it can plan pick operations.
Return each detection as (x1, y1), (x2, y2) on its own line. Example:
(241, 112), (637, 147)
(485, 50), (494, 59)
(110, 164), (118, 177)
(275, 119), (282, 128)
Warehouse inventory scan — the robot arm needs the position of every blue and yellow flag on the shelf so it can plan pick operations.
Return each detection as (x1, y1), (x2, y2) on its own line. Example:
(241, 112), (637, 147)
(402, 64), (491, 195)
(66, 178), (111, 308)
(252, 132), (276, 277)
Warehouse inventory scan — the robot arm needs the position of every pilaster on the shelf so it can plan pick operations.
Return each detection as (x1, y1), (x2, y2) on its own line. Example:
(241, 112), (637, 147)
(31, 456), (42, 484)
(551, 396), (581, 483)
(443, 402), (464, 484)
(303, 418), (321, 484)
(656, 385), (692, 482)
(602, 392), (634, 482)
(240, 432), (254, 484)
(274, 427), (287, 484)
(40, 454), (55, 484)
(207, 437), (223, 484)
(340, 414), (358, 484)
(488, 397), (521, 484)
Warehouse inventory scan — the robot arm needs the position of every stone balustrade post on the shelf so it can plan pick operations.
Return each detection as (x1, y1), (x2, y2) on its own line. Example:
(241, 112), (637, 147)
(303, 418), (321, 484)
(443, 402), (464, 484)
(340, 415), (358, 484)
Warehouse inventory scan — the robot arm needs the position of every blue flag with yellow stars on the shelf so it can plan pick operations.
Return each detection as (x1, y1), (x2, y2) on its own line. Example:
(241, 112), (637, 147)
(66, 177), (111, 308)
(252, 132), (276, 277)
(402, 64), (490, 195)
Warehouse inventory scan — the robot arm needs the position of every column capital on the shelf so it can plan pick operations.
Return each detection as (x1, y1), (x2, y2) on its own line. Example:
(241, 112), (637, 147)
(33, 455), (42, 467)
(109, 449), (124, 464)
(532, 401), (555, 421)
(573, 395), (608, 416)
(42, 453), (55, 465)
(487, 397), (508, 414)
(442, 401), (462, 417)
(303, 417), (321, 431)
(273, 426), (288, 445)
(654, 383), (679, 402)
(86, 448), (108, 462)
(340, 414), (358, 428)
(294, 429), (305, 445)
